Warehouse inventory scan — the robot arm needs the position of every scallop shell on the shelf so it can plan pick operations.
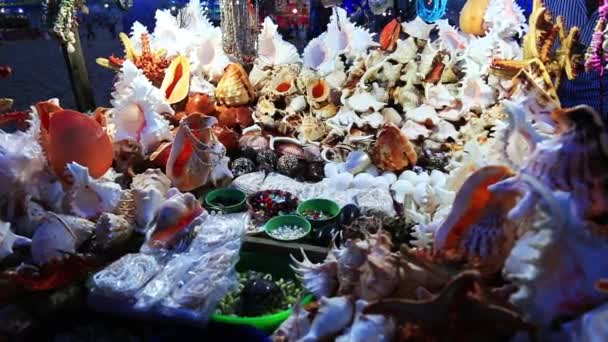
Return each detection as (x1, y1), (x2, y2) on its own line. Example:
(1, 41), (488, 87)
(215, 64), (256, 107)
(257, 17), (301, 65)
(0, 221), (31, 262)
(31, 213), (95, 265)
(95, 213), (134, 251)
(67, 162), (123, 220)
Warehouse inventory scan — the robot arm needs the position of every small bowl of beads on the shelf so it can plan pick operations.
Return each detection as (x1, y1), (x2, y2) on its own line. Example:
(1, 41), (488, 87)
(264, 215), (311, 241)
(247, 190), (299, 222)
(297, 198), (341, 229)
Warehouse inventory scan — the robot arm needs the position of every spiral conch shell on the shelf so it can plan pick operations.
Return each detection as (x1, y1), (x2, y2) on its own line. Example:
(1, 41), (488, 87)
(215, 64), (256, 107)
(372, 123), (417, 172)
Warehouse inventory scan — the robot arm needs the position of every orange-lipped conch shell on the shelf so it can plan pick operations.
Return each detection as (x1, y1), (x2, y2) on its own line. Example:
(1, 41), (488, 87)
(271, 71), (297, 97)
(42, 110), (113, 180)
(380, 18), (401, 51)
(434, 165), (518, 274)
(306, 79), (330, 104)
(161, 55), (190, 104)
(459, 0), (490, 36)
(166, 113), (232, 191)
(184, 93), (216, 116)
(215, 63), (256, 107)
(372, 123), (417, 172)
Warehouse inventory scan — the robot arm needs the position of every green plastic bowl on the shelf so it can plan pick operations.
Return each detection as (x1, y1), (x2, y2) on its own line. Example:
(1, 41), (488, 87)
(211, 251), (314, 333)
(264, 215), (311, 241)
(297, 198), (341, 228)
(205, 188), (247, 213)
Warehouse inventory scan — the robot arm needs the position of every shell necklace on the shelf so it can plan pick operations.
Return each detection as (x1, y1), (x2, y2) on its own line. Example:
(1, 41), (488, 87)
(416, 0), (447, 23)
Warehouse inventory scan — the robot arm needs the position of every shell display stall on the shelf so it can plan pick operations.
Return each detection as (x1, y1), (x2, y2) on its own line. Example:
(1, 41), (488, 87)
(1, 0), (608, 340)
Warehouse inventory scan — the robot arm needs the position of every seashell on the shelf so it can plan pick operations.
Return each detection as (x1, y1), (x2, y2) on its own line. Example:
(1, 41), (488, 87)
(248, 64), (272, 90)
(41, 109), (114, 180)
(66, 162), (123, 219)
(359, 112), (385, 129)
(402, 17), (436, 40)
(392, 85), (421, 111)
(344, 150), (372, 175)
(313, 103), (339, 120)
(335, 299), (396, 342)
(130, 169), (171, 230)
(460, 77), (496, 112)
(401, 120), (432, 140)
(166, 113), (232, 191)
(430, 119), (459, 142)
(484, 0), (527, 38)
(271, 74), (297, 98)
(347, 91), (386, 113)
(352, 173), (377, 189)
(303, 34), (339, 74)
(31, 213), (95, 265)
(216, 105), (253, 129)
(300, 296), (355, 342)
(436, 19), (469, 52)
(239, 127), (270, 151)
(291, 249), (339, 298)
(286, 95), (308, 114)
(406, 104), (440, 126)
(189, 20), (230, 82)
(93, 253), (161, 297)
(380, 19), (401, 51)
(307, 79), (331, 104)
(146, 190), (205, 250)
(325, 7), (377, 60)
(160, 55), (190, 104)
(111, 61), (173, 155)
(424, 83), (457, 109)
(270, 137), (306, 159)
(325, 68), (347, 89)
(215, 64), (256, 107)
(389, 38), (418, 64)
(381, 107), (402, 126)
(460, 0), (490, 36)
(257, 17), (301, 65)
(213, 125), (240, 151)
(371, 83), (389, 103)
(372, 123), (417, 172)
(184, 93), (216, 115)
(273, 301), (313, 341)
(300, 115), (328, 142)
(95, 213), (134, 251)
(434, 166), (517, 274)
(0, 221), (31, 262)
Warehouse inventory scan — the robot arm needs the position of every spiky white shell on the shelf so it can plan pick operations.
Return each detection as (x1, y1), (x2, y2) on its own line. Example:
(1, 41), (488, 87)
(401, 120), (432, 140)
(325, 7), (377, 60)
(425, 83), (458, 109)
(484, 0), (527, 38)
(303, 33), (339, 74)
(189, 17), (230, 82)
(110, 61), (173, 154)
(0, 221), (31, 262)
(347, 91), (386, 113)
(67, 162), (123, 220)
(258, 17), (301, 66)
(152, 9), (193, 59)
(461, 77), (497, 112)
(406, 104), (440, 126)
(402, 17), (436, 40)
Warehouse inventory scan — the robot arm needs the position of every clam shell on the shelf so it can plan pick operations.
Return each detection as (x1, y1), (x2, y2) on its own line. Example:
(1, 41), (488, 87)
(216, 64), (256, 107)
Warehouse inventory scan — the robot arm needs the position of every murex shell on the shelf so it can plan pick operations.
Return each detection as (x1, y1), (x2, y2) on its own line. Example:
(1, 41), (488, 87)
(215, 64), (257, 107)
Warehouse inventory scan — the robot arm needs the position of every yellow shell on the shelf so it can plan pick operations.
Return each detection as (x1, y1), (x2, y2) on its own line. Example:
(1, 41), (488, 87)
(216, 64), (257, 107)
(301, 115), (328, 141)
(161, 55), (190, 104)
(306, 79), (330, 103)
(459, 0), (490, 36)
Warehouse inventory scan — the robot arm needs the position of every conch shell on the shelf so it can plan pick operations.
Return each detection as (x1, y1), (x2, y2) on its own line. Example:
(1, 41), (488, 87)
(372, 123), (417, 172)
(215, 64), (256, 107)
(460, 0), (490, 36)
(130, 168), (171, 231)
(160, 55), (190, 104)
(31, 213), (95, 265)
(66, 162), (123, 220)
(166, 113), (232, 191)
(0, 221), (31, 262)
(307, 79), (331, 104)
(379, 19), (401, 51)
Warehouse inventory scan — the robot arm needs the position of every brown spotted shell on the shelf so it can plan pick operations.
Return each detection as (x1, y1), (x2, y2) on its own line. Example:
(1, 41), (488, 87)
(372, 123), (417, 172)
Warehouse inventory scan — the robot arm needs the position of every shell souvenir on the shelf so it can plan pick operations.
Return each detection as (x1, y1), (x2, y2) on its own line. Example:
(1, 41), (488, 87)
(379, 19), (401, 52)
(189, 18), (231, 82)
(483, 0), (527, 38)
(402, 16), (436, 41)
(270, 71), (298, 97)
(95, 213), (134, 251)
(300, 115), (328, 142)
(299, 296), (355, 342)
(303, 34), (339, 74)
(31, 213), (95, 265)
(146, 190), (205, 250)
(160, 55), (190, 104)
(257, 17), (301, 65)
(0, 221), (31, 262)
(347, 91), (386, 113)
(42, 109), (114, 180)
(130, 169), (172, 231)
(184, 93), (216, 116)
(66, 162), (123, 220)
(459, 0), (490, 36)
(307, 79), (331, 105)
(335, 300), (396, 342)
(215, 64), (256, 107)
(111, 61), (173, 154)
(372, 123), (417, 172)
(166, 113), (232, 191)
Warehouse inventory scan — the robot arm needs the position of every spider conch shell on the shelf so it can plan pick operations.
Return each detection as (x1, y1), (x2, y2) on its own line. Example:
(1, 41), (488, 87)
(0, 221), (31, 262)
(31, 213), (95, 265)
(372, 123), (417, 172)
(216, 64), (256, 107)
(325, 7), (377, 60)
(303, 34), (339, 74)
(189, 15), (230, 82)
(130, 168), (171, 231)
(166, 113), (232, 191)
(160, 55), (190, 104)
(257, 17), (301, 66)
(66, 162), (123, 220)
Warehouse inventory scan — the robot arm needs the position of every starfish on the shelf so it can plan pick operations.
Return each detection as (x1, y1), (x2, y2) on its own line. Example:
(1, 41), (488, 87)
(364, 270), (531, 338)
(97, 32), (170, 86)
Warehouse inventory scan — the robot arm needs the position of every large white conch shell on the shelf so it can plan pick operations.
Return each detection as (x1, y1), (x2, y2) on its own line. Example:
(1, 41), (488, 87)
(110, 61), (173, 154)
(131, 168), (172, 231)
(67, 162), (123, 220)
(303, 33), (340, 75)
(189, 16), (231, 82)
(257, 17), (301, 66)
(325, 7), (377, 60)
